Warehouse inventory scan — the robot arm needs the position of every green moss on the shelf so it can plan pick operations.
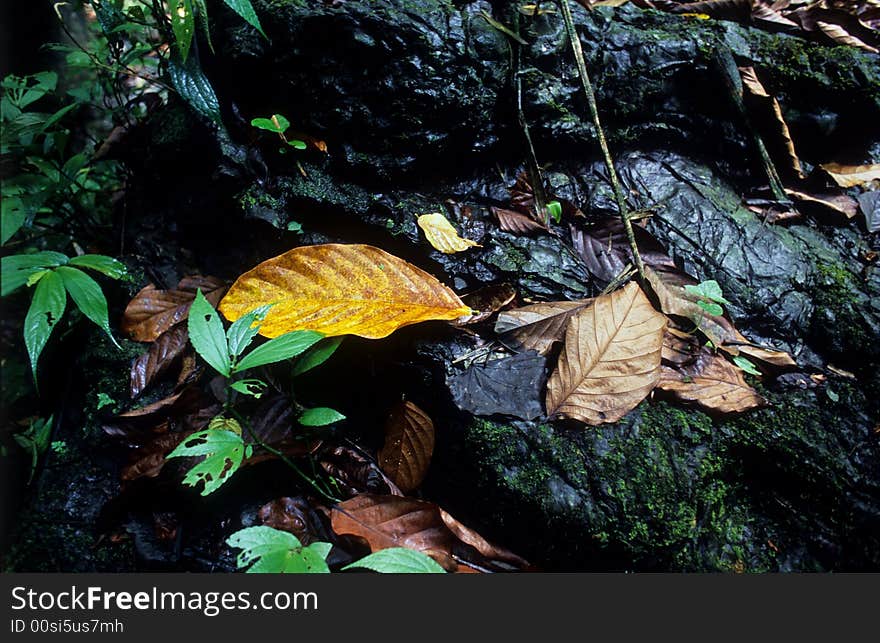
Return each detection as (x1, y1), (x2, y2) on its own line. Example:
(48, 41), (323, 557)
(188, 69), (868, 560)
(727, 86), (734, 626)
(809, 261), (873, 363)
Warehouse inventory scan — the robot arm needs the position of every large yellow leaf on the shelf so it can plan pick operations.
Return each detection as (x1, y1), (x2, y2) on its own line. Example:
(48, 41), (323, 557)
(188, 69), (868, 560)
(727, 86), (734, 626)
(219, 244), (472, 339)
(545, 282), (666, 425)
(417, 213), (480, 253)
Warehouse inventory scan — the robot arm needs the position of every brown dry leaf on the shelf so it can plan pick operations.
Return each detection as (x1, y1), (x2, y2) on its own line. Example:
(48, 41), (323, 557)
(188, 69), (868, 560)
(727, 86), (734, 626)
(329, 494), (529, 572)
(120, 432), (190, 482)
(492, 206), (547, 235)
(819, 163), (880, 188)
(378, 401), (435, 493)
(738, 65), (803, 179)
(129, 324), (189, 398)
(495, 300), (593, 355)
(459, 283), (517, 324)
(122, 275), (226, 342)
(545, 282), (667, 425)
(662, 327), (701, 366)
(320, 446), (402, 496)
(658, 350), (767, 413)
(219, 244), (472, 339)
(785, 188), (860, 220)
(735, 342), (797, 369)
(417, 213), (481, 254)
(439, 509), (532, 570)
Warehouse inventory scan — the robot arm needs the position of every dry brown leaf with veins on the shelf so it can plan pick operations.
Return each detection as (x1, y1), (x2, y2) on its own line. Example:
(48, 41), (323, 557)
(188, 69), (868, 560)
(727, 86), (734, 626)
(417, 213), (481, 254)
(658, 350), (767, 413)
(378, 401), (435, 493)
(130, 323), (189, 398)
(491, 206), (547, 235)
(495, 300), (593, 355)
(820, 163), (880, 188)
(545, 282), (667, 425)
(122, 275), (226, 342)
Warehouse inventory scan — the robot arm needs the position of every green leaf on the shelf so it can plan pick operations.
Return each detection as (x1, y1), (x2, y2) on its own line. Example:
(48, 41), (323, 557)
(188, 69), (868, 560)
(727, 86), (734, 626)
(732, 355), (761, 377)
(230, 378), (266, 399)
(1, 195), (26, 244)
(233, 330), (322, 373)
(546, 200), (562, 223)
(291, 337), (343, 376)
(287, 139), (307, 150)
(222, 0), (267, 38)
(696, 300), (724, 317)
(188, 290), (231, 377)
(13, 415), (54, 484)
(192, 0), (215, 54)
(343, 548), (446, 574)
(226, 526), (331, 573)
(226, 304), (272, 359)
(1, 251), (68, 296)
(68, 254), (127, 279)
(826, 388), (840, 403)
(167, 429), (250, 495)
(286, 220), (302, 233)
(684, 280), (730, 305)
(298, 407), (345, 427)
(167, 53), (222, 124)
(169, 0), (196, 61)
(56, 266), (119, 348)
(251, 114), (289, 133)
(24, 270), (66, 382)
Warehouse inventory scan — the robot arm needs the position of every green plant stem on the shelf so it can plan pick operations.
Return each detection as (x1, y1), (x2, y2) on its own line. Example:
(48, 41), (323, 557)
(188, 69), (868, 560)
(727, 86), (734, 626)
(558, 0), (646, 284)
(228, 407), (340, 504)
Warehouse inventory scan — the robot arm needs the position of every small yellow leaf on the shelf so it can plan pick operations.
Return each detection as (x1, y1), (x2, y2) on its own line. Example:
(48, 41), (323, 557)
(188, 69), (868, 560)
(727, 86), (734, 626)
(219, 244), (472, 339)
(417, 213), (481, 254)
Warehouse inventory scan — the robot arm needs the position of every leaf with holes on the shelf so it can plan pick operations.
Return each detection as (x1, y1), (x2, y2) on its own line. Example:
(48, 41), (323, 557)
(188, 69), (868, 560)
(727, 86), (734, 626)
(343, 548), (445, 574)
(378, 401), (434, 493)
(226, 526), (331, 573)
(24, 270), (66, 382)
(167, 428), (251, 495)
(417, 213), (480, 254)
(219, 244), (472, 339)
(545, 282), (666, 425)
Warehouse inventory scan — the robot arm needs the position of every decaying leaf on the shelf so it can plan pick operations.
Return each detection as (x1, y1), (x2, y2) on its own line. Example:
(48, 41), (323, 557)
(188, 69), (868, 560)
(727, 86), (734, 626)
(320, 446), (402, 496)
(448, 351), (547, 420)
(820, 163), (880, 188)
(545, 282), (667, 425)
(785, 188), (859, 220)
(438, 509), (531, 570)
(329, 494), (529, 572)
(459, 283), (517, 325)
(219, 244), (472, 339)
(417, 213), (481, 253)
(120, 431), (190, 482)
(495, 300), (593, 355)
(258, 497), (335, 546)
(122, 275), (226, 342)
(130, 324), (189, 398)
(738, 65), (803, 179)
(378, 401), (435, 493)
(658, 349), (766, 413)
(661, 327), (701, 366)
(491, 206), (547, 235)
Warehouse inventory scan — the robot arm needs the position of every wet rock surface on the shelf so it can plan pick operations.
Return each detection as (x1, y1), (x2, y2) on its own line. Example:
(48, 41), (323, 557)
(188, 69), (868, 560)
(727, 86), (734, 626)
(8, 1), (879, 571)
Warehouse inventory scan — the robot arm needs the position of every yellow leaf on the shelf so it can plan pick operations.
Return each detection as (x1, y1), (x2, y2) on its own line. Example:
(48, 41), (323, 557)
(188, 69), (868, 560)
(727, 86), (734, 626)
(219, 244), (472, 339)
(417, 213), (481, 254)
(545, 282), (666, 425)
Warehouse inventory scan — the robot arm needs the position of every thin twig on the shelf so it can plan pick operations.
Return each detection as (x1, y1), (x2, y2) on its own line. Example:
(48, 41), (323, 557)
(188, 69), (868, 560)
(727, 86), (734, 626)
(558, 0), (646, 284)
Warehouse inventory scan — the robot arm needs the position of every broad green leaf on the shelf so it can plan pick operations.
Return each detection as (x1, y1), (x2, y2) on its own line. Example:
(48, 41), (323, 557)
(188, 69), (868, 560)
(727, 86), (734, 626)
(291, 336), (343, 376)
(233, 330), (322, 373)
(26, 270), (49, 287)
(169, 0), (196, 61)
(68, 254), (127, 279)
(287, 139), (307, 149)
(56, 266), (119, 347)
(343, 548), (446, 574)
(167, 429), (251, 495)
(167, 53), (222, 124)
(696, 300), (724, 317)
(24, 270), (66, 381)
(1, 251), (68, 296)
(298, 407), (345, 427)
(251, 114), (289, 133)
(732, 355), (761, 376)
(684, 280), (730, 305)
(1, 195), (26, 244)
(546, 200), (562, 223)
(222, 0), (267, 38)
(226, 526), (331, 573)
(188, 290), (231, 377)
(226, 304), (272, 359)
(230, 378), (266, 398)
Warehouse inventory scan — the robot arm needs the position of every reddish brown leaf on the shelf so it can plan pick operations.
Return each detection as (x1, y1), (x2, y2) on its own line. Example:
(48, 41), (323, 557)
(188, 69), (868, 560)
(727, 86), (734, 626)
(120, 432), (190, 482)
(129, 324), (189, 398)
(258, 497), (334, 545)
(320, 446), (402, 496)
(122, 275), (226, 342)
(458, 283), (517, 325)
(330, 494), (530, 572)
(378, 401), (435, 493)
(658, 349), (767, 413)
(492, 207), (547, 235)
(439, 509), (531, 570)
